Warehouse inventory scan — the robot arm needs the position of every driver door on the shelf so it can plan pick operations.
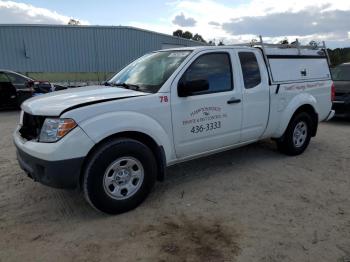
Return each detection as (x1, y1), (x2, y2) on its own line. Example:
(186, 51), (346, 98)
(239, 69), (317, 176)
(171, 51), (243, 159)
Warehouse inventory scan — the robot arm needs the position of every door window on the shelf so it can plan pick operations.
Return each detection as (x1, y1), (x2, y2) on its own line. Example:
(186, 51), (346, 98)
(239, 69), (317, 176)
(6, 73), (28, 84)
(180, 53), (233, 96)
(0, 73), (10, 83)
(238, 52), (261, 89)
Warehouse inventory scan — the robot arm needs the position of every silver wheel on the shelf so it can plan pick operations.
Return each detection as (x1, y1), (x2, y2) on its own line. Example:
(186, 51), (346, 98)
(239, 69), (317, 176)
(293, 121), (308, 148)
(103, 157), (144, 200)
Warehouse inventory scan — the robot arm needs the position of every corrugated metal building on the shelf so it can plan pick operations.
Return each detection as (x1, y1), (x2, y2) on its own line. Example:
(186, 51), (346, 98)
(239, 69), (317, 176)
(0, 24), (204, 85)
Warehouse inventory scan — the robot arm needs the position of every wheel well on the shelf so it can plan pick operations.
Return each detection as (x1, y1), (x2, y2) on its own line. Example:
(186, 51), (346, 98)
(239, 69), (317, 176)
(291, 104), (318, 137)
(79, 132), (166, 188)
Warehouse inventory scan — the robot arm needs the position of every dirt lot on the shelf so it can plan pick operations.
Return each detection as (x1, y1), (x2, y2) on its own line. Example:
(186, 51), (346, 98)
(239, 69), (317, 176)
(0, 110), (349, 262)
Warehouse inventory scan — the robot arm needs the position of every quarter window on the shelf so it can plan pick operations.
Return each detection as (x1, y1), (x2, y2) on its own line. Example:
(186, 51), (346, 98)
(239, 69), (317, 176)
(180, 53), (233, 95)
(238, 52), (261, 89)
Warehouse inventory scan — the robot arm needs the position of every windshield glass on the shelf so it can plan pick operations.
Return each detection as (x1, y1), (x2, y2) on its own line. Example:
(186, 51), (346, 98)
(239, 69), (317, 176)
(108, 50), (192, 93)
(331, 65), (350, 81)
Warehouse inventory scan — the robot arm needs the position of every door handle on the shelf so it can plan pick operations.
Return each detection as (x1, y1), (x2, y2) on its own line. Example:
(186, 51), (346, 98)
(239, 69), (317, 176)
(227, 97), (241, 104)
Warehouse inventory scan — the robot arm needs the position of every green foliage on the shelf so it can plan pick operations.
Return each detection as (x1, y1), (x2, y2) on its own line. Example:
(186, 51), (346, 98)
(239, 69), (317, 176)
(328, 48), (350, 67)
(68, 19), (80, 25)
(192, 33), (206, 43)
(279, 38), (289, 45)
(182, 31), (193, 39)
(173, 29), (183, 37)
(172, 29), (206, 43)
(309, 40), (319, 48)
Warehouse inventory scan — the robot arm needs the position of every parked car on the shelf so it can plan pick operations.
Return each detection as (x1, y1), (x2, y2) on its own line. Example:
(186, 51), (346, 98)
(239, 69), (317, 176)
(14, 42), (334, 214)
(0, 70), (62, 108)
(331, 63), (350, 118)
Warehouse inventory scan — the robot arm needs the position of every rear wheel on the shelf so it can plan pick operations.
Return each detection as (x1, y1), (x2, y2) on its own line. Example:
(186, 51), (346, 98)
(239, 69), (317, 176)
(277, 112), (314, 156)
(83, 138), (157, 214)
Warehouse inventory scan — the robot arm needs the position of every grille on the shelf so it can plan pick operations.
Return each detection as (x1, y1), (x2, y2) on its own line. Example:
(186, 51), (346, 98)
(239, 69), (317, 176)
(19, 112), (45, 140)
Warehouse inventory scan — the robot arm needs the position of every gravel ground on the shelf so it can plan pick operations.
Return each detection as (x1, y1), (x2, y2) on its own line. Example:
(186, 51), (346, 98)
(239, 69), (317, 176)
(0, 110), (349, 262)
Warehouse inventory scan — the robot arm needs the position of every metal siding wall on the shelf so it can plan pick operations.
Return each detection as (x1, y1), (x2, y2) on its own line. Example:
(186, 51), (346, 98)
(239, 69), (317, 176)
(0, 25), (204, 73)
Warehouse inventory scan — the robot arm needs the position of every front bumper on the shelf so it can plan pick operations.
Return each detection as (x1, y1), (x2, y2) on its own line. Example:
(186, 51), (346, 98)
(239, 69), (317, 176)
(13, 125), (95, 189)
(16, 145), (84, 189)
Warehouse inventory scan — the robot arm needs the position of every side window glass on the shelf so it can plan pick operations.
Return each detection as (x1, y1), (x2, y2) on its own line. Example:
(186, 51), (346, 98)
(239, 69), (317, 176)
(6, 73), (27, 84)
(238, 52), (261, 89)
(181, 53), (233, 95)
(0, 73), (10, 83)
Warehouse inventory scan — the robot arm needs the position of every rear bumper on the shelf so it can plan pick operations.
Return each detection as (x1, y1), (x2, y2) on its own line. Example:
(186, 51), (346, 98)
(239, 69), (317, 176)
(332, 101), (350, 118)
(325, 109), (335, 121)
(16, 145), (84, 189)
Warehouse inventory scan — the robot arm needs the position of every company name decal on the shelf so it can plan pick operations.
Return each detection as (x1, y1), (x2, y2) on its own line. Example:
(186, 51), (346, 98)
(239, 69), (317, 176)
(285, 82), (325, 91)
(183, 106), (227, 126)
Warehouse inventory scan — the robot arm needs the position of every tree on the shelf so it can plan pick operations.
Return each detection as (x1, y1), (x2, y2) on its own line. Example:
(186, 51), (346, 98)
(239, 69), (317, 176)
(172, 29), (206, 43)
(173, 29), (183, 37)
(182, 31), (193, 39)
(218, 41), (225, 46)
(327, 48), (350, 67)
(309, 40), (319, 48)
(68, 19), (80, 25)
(192, 33), (206, 43)
(279, 38), (289, 45)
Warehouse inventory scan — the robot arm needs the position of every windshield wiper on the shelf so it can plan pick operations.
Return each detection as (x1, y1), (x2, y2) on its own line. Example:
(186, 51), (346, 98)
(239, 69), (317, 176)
(109, 82), (140, 91)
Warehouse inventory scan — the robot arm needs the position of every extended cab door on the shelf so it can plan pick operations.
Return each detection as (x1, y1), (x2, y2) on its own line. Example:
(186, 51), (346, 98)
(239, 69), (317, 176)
(171, 50), (243, 159)
(236, 50), (270, 141)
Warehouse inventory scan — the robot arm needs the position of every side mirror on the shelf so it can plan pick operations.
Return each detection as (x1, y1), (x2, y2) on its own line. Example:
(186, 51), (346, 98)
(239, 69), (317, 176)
(178, 79), (209, 97)
(25, 80), (34, 88)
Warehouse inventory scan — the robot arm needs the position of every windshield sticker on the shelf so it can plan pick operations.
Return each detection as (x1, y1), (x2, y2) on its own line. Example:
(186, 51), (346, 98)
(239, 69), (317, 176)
(168, 52), (189, 58)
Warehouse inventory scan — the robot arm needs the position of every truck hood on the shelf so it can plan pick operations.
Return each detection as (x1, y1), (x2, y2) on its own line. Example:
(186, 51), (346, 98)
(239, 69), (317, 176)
(21, 85), (149, 116)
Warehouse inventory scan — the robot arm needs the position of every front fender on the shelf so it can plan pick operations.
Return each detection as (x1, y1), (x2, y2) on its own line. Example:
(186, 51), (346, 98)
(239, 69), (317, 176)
(274, 93), (318, 137)
(79, 111), (174, 161)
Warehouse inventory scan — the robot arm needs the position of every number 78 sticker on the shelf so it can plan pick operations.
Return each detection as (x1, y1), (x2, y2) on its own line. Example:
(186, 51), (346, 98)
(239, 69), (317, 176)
(159, 96), (169, 103)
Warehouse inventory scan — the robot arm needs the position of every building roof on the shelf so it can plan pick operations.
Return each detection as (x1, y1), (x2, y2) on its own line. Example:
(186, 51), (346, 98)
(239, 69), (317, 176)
(0, 24), (203, 45)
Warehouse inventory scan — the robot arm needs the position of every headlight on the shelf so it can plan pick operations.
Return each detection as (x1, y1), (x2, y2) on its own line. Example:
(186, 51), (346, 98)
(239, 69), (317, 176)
(39, 118), (77, 143)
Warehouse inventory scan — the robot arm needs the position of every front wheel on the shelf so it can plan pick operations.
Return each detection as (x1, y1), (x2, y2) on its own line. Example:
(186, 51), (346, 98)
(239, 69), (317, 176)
(83, 138), (157, 214)
(276, 112), (314, 156)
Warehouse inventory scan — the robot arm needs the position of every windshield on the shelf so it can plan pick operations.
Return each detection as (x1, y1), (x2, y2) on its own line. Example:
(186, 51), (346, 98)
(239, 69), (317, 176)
(108, 50), (192, 93)
(331, 65), (350, 81)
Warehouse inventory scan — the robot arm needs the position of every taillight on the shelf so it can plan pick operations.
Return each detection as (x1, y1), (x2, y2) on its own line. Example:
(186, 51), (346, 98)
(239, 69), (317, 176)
(331, 82), (335, 102)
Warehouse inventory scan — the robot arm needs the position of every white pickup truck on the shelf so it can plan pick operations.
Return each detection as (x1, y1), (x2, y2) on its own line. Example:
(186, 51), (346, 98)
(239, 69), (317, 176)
(14, 40), (335, 214)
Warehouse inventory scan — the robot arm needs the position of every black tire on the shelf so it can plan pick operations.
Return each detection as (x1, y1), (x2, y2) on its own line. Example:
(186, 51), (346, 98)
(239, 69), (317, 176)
(276, 112), (314, 156)
(83, 138), (157, 214)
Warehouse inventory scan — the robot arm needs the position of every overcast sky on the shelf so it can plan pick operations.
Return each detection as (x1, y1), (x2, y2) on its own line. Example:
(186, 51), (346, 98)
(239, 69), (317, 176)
(0, 0), (349, 48)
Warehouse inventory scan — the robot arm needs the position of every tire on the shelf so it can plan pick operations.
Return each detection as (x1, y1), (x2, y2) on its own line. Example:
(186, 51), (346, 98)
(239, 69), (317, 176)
(276, 112), (314, 156)
(83, 138), (157, 214)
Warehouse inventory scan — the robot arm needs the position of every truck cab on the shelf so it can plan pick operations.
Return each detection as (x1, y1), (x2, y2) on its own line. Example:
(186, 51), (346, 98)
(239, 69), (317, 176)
(14, 41), (334, 214)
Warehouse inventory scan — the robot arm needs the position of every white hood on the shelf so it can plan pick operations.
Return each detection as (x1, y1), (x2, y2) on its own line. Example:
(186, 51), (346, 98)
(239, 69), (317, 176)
(21, 85), (148, 116)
